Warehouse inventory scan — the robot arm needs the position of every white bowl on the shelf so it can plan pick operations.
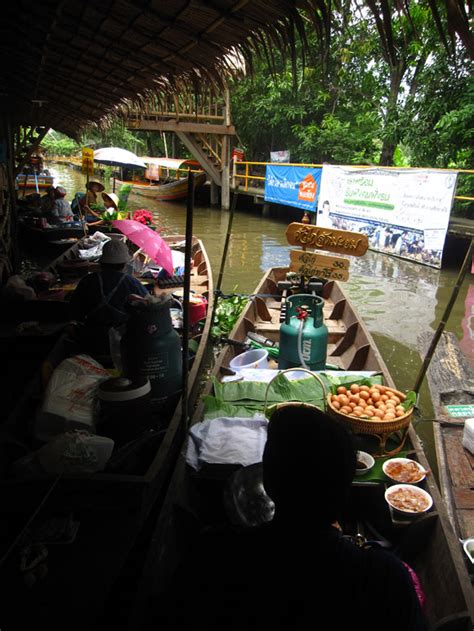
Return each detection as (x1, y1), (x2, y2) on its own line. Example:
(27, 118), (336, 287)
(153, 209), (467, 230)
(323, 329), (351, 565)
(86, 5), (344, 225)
(355, 451), (375, 476)
(382, 457), (426, 484)
(229, 348), (269, 372)
(462, 538), (474, 564)
(385, 484), (433, 516)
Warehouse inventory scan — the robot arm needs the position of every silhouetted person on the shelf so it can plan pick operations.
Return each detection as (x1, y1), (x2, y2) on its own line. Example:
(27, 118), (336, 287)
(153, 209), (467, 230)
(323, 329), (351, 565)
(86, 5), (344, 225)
(156, 406), (427, 631)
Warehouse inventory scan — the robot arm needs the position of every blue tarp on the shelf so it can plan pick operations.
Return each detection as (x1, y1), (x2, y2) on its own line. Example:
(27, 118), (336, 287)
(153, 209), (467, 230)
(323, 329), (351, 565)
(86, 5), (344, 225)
(264, 165), (322, 212)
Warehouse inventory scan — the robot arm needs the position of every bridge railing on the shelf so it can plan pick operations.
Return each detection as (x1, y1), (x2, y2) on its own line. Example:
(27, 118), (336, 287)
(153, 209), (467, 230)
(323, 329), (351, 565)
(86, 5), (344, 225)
(232, 160), (474, 204)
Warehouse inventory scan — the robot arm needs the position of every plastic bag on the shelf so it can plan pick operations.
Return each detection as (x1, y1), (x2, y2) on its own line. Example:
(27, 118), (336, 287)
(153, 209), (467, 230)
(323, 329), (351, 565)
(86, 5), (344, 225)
(35, 355), (110, 442)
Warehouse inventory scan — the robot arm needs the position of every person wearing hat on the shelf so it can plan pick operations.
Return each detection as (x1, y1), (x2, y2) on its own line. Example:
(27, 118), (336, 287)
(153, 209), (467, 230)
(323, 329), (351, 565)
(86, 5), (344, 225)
(49, 186), (73, 223)
(69, 239), (149, 355)
(78, 179), (106, 219)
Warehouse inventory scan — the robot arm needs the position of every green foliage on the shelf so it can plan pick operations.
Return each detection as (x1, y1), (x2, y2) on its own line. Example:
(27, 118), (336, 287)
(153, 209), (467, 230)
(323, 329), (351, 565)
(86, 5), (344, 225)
(211, 293), (248, 339)
(42, 130), (81, 156)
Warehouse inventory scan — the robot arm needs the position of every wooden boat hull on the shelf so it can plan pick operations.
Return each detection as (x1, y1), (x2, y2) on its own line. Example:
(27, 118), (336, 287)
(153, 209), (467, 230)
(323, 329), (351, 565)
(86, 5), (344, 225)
(131, 267), (474, 630)
(116, 172), (206, 201)
(16, 174), (54, 197)
(2, 234), (213, 512)
(0, 234), (213, 630)
(420, 331), (474, 568)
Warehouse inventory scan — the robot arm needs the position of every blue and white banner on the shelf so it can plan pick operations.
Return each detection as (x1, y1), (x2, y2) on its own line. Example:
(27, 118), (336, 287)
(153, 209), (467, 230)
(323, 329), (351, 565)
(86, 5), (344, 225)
(264, 165), (322, 212)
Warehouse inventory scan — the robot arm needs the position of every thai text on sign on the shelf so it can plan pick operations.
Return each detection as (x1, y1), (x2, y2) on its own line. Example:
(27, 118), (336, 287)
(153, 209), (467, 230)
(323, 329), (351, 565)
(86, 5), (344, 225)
(290, 250), (350, 281)
(286, 222), (368, 256)
(82, 148), (94, 175)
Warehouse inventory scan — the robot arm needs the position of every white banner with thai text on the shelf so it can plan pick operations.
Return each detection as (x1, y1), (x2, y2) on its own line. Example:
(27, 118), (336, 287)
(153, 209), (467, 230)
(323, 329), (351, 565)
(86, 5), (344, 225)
(316, 165), (458, 268)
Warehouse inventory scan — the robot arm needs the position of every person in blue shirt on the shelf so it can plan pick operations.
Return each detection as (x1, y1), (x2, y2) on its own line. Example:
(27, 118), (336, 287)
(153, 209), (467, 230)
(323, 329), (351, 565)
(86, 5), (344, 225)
(69, 239), (149, 356)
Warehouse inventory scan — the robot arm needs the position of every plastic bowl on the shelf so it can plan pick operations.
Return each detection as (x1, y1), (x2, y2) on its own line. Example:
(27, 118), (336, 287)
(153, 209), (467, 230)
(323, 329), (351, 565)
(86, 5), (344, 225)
(385, 484), (433, 516)
(229, 349), (269, 372)
(355, 451), (375, 476)
(382, 457), (426, 484)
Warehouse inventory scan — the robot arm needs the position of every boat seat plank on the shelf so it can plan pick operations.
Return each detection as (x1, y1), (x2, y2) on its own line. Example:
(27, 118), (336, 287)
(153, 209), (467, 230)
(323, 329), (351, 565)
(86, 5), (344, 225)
(457, 510), (474, 539)
(453, 488), (474, 511)
(444, 429), (474, 488)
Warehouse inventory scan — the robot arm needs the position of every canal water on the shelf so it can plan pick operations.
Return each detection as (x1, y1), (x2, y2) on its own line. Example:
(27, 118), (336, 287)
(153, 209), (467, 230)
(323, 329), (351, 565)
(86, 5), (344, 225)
(43, 164), (474, 468)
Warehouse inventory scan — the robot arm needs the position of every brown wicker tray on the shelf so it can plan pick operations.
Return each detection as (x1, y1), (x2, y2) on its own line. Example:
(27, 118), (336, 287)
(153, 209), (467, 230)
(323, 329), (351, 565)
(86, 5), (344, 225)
(326, 393), (413, 457)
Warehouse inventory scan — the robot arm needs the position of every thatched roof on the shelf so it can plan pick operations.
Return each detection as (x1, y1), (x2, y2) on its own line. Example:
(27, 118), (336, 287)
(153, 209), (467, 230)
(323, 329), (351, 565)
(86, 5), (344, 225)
(0, 0), (313, 137)
(1, 1), (472, 137)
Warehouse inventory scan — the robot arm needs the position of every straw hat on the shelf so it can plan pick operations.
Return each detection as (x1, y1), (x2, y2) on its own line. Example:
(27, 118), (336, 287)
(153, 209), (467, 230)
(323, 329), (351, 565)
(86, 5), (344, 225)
(100, 240), (130, 265)
(102, 192), (119, 210)
(87, 179), (105, 192)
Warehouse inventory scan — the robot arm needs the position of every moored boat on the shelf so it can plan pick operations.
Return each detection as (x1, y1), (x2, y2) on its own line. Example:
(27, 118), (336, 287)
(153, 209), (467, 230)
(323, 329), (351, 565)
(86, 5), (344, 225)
(130, 268), (474, 630)
(116, 157), (206, 201)
(0, 234), (213, 631)
(420, 330), (474, 576)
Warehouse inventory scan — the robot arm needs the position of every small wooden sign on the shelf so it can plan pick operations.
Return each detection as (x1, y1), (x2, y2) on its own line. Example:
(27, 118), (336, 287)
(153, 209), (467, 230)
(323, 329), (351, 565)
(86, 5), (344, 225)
(286, 222), (368, 257)
(82, 148), (94, 175)
(290, 250), (350, 281)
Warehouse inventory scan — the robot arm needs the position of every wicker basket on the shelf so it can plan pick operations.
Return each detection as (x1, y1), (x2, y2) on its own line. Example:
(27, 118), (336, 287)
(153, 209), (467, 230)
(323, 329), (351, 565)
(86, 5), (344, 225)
(326, 394), (413, 457)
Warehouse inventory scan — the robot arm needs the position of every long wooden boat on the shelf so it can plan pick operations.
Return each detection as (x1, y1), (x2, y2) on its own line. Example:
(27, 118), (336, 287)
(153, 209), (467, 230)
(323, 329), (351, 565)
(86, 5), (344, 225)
(129, 267), (474, 630)
(0, 235), (213, 631)
(420, 331), (474, 576)
(116, 172), (206, 201)
(16, 173), (55, 197)
(117, 157), (206, 201)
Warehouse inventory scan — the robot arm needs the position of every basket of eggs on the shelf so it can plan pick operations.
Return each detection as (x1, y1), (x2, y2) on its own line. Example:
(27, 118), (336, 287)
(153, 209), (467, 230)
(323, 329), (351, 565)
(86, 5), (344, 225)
(327, 383), (414, 457)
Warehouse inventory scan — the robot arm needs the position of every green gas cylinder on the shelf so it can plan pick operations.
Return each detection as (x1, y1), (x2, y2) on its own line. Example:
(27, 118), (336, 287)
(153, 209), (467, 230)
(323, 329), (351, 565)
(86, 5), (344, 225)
(278, 294), (328, 370)
(120, 296), (182, 406)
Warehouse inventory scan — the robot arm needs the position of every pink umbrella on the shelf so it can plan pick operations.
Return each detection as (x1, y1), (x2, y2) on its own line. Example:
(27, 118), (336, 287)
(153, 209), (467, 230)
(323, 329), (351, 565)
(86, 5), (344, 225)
(112, 219), (174, 276)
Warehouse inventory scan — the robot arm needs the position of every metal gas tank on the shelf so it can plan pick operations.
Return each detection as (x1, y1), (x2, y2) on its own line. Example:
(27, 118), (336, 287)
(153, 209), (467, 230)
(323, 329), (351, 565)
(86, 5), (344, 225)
(278, 294), (328, 370)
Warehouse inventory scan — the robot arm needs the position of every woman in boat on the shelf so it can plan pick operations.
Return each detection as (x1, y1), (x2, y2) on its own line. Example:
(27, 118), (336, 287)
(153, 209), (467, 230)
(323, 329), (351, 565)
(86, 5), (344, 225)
(78, 179), (105, 220)
(69, 239), (149, 355)
(158, 406), (427, 631)
(49, 186), (74, 223)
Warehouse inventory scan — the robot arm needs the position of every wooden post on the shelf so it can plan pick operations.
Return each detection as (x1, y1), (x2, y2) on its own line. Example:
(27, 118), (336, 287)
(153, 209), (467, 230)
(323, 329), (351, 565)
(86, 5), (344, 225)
(182, 170), (195, 430)
(221, 135), (230, 210)
(210, 181), (219, 206)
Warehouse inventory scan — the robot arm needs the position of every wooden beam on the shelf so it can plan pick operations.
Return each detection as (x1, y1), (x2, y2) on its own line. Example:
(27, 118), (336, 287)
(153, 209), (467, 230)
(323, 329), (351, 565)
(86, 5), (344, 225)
(127, 119), (236, 135)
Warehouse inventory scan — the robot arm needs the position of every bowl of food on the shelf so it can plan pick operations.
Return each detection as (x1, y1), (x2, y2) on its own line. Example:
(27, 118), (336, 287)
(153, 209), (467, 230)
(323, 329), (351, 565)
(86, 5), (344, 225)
(355, 451), (375, 476)
(382, 457), (427, 484)
(385, 484), (433, 516)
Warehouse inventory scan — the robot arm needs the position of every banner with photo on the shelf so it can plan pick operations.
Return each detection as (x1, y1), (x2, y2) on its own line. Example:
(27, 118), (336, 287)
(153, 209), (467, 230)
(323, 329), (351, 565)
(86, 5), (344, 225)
(264, 165), (322, 212)
(316, 165), (458, 268)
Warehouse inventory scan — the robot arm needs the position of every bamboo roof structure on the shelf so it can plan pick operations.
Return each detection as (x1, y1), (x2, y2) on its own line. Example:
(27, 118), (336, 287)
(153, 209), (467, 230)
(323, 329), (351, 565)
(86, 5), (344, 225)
(1, 0), (472, 137)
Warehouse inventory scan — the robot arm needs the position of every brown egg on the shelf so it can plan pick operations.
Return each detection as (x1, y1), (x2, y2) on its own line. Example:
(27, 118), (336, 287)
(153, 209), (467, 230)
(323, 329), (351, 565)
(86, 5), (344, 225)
(359, 391), (370, 401)
(395, 409), (405, 417)
(350, 384), (360, 394)
(359, 385), (370, 393)
(337, 386), (348, 395)
(349, 394), (360, 404)
(332, 400), (341, 410)
(338, 394), (350, 406)
(371, 391), (381, 402)
(374, 409), (385, 419)
(340, 406), (352, 415)
(381, 394), (389, 402)
(384, 412), (396, 420)
(353, 406), (364, 414)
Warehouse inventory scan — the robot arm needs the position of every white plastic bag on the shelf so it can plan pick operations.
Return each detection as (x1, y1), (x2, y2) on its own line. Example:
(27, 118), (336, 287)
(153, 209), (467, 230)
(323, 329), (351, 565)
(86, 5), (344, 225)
(36, 430), (114, 474)
(35, 354), (110, 442)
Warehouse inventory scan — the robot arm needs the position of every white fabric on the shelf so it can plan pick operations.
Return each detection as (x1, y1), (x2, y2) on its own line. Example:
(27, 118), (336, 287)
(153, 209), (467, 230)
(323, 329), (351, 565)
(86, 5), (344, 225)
(462, 418), (474, 455)
(185, 417), (268, 471)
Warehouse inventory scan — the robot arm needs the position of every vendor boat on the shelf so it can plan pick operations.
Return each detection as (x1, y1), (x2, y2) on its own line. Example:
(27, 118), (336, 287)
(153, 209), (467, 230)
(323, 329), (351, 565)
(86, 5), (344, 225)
(130, 268), (474, 630)
(116, 157), (206, 201)
(420, 330), (474, 579)
(0, 235), (213, 631)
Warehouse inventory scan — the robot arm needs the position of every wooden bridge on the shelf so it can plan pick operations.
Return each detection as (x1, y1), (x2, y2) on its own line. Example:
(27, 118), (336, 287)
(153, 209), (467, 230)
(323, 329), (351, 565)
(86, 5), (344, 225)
(123, 89), (235, 209)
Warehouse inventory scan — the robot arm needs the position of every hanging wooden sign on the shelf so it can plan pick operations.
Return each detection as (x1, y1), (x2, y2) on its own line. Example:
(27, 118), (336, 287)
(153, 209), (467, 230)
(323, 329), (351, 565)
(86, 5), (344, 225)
(286, 222), (368, 256)
(290, 250), (350, 281)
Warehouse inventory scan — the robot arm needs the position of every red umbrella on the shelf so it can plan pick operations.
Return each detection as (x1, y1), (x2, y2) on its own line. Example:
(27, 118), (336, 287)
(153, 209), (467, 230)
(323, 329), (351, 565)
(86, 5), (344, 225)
(112, 219), (174, 276)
